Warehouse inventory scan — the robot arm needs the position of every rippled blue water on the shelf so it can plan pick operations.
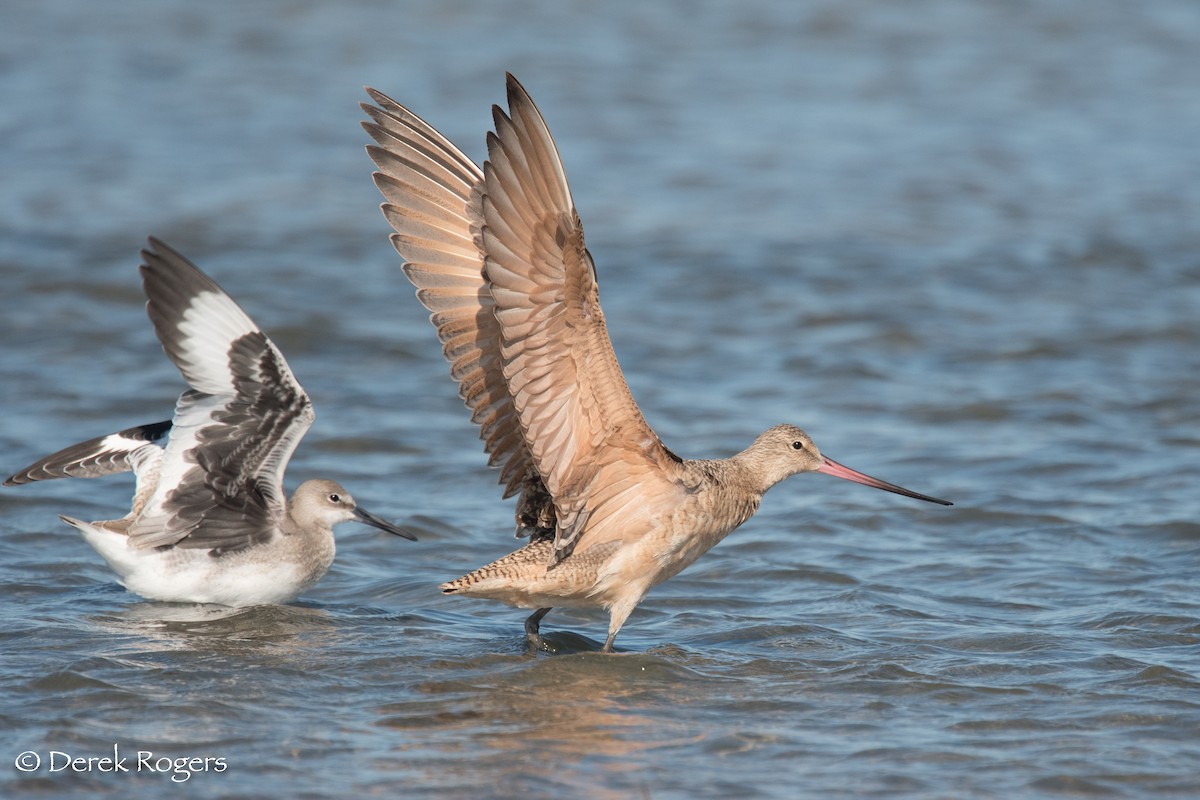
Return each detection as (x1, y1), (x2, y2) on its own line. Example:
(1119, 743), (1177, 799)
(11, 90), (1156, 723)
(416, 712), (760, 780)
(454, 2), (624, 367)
(2, 1), (1199, 797)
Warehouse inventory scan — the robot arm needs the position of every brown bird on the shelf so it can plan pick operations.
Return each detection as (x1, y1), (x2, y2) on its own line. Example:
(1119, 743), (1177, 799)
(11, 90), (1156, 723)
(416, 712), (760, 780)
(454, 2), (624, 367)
(363, 74), (950, 652)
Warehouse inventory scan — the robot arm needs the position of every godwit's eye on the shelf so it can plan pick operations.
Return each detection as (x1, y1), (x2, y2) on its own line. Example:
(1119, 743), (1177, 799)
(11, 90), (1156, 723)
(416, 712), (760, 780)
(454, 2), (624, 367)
(792, 441), (804, 450)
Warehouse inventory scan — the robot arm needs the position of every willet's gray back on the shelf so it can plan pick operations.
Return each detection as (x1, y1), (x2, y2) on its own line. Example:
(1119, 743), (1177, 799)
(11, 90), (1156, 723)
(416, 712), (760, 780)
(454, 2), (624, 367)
(363, 75), (949, 652)
(4, 239), (415, 606)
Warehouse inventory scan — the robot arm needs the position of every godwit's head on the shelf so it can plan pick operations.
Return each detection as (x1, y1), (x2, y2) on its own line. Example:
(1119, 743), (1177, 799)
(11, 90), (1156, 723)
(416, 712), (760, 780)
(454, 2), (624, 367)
(748, 424), (951, 505)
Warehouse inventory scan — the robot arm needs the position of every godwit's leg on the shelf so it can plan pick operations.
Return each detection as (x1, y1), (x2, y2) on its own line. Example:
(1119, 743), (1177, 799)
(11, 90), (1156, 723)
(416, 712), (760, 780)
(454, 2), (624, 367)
(524, 607), (552, 652)
(601, 598), (639, 653)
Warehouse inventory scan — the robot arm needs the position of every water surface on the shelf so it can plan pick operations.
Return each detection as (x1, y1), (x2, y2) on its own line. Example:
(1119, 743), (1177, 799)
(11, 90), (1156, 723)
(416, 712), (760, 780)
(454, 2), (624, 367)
(2, 1), (1198, 797)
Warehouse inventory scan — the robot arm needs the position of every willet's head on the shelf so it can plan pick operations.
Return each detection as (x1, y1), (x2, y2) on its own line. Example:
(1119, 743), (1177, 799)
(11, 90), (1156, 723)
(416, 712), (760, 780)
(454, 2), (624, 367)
(291, 479), (416, 539)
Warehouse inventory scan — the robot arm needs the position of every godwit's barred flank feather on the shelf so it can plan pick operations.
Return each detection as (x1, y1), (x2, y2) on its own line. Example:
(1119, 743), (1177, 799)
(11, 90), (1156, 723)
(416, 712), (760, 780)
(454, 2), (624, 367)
(4, 239), (414, 607)
(366, 75), (950, 653)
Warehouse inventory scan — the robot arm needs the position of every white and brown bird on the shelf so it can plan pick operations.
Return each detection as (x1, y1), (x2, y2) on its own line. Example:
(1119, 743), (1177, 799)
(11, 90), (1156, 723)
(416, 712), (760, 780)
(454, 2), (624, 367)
(363, 75), (949, 652)
(4, 239), (414, 606)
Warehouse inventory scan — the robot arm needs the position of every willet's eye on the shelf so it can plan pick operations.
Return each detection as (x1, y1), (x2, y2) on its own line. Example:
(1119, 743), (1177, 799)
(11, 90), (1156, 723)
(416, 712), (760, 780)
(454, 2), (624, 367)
(792, 441), (804, 450)
(328, 493), (341, 504)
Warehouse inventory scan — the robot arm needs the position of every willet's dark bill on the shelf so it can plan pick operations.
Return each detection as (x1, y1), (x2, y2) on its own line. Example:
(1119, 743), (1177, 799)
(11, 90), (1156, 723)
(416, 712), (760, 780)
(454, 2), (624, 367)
(363, 75), (950, 653)
(4, 239), (415, 607)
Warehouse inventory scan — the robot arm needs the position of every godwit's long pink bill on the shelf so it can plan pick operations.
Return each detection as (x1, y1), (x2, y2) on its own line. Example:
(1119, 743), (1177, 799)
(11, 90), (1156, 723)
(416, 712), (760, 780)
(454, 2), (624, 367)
(363, 74), (951, 653)
(4, 239), (414, 607)
(819, 458), (951, 505)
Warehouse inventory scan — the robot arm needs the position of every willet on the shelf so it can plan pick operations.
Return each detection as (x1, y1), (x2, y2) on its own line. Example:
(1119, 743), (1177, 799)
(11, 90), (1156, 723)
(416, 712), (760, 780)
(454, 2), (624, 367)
(363, 74), (950, 652)
(4, 239), (415, 607)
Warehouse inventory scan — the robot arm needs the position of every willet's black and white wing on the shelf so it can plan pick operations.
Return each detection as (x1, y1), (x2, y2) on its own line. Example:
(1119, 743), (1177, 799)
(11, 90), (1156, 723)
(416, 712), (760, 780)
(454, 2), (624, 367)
(4, 421), (171, 486)
(4, 421), (171, 519)
(129, 239), (315, 555)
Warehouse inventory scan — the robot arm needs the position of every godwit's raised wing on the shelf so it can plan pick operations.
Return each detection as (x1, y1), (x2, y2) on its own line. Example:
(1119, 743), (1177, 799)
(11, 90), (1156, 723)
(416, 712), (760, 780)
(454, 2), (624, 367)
(362, 87), (553, 537)
(128, 239), (315, 554)
(480, 75), (684, 562)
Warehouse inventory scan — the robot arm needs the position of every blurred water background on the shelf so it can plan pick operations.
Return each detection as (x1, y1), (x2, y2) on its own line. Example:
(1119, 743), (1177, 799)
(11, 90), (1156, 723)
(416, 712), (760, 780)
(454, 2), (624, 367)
(1, 1), (1198, 797)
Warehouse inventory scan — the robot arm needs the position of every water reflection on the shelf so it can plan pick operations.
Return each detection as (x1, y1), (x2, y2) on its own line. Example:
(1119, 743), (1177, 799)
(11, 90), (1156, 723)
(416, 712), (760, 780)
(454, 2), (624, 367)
(379, 653), (710, 794)
(87, 602), (340, 657)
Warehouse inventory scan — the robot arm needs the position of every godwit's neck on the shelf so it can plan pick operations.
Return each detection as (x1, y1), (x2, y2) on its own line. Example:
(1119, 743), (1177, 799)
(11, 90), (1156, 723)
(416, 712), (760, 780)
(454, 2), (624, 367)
(683, 453), (773, 502)
(673, 456), (767, 536)
(725, 445), (792, 496)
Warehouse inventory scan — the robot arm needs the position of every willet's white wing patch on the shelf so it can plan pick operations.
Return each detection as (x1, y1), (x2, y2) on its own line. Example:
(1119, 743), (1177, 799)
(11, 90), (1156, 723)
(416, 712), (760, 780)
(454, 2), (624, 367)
(141, 238), (271, 397)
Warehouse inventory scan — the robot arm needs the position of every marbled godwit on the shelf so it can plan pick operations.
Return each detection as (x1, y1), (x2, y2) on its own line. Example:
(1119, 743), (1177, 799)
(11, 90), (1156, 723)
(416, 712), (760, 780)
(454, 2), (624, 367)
(363, 75), (950, 651)
(4, 238), (415, 606)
